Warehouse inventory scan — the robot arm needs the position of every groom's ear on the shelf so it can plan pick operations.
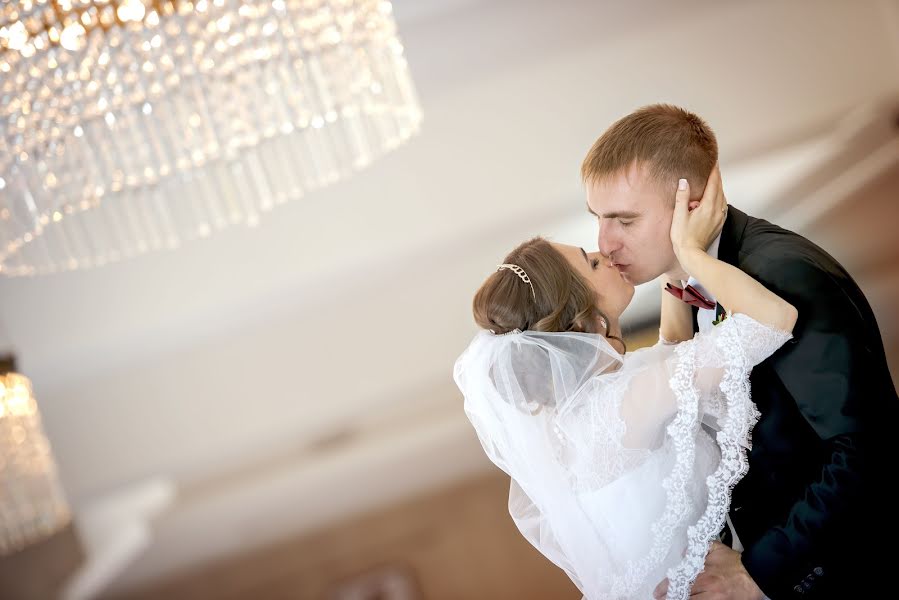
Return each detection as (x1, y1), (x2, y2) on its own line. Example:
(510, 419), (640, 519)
(687, 200), (701, 212)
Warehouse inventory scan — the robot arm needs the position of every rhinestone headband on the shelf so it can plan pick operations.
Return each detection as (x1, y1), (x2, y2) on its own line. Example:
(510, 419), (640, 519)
(497, 263), (536, 300)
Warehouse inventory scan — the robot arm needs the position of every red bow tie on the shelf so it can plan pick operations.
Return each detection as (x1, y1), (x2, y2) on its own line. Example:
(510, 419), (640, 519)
(665, 282), (716, 310)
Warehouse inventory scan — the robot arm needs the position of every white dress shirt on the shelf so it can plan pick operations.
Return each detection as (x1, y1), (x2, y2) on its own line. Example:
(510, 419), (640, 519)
(685, 233), (722, 333)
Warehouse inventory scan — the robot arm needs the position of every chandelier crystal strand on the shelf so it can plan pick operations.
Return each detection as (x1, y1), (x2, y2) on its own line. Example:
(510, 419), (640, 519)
(0, 0), (422, 276)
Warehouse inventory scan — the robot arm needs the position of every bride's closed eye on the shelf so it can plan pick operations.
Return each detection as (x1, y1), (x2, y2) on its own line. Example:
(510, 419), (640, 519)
(591, 258), (601, 269)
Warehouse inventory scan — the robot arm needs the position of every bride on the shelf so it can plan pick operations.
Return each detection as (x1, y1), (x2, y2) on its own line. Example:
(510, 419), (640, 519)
(453, 172), (797, 599)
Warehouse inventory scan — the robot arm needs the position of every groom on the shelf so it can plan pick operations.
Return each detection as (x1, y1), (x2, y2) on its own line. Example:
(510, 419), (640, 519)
(581, 104), (897, 599)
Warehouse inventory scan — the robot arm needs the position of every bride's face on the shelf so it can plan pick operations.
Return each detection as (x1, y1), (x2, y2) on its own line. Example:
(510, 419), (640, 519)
(553, 243), (635, 322)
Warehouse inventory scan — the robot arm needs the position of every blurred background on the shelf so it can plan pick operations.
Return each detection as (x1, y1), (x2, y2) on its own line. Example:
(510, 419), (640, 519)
(0, 0), (897, 598)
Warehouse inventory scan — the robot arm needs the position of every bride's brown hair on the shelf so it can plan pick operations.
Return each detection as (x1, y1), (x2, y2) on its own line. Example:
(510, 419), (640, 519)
(472, 237), (626, 353)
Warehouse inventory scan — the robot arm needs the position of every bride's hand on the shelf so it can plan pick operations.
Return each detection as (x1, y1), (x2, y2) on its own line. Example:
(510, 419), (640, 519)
(670, 164), (727, 265)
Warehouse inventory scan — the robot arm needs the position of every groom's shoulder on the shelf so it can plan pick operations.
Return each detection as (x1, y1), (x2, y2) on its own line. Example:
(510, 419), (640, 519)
(733, 209), (809, 257)
(732, 208), (844, 279)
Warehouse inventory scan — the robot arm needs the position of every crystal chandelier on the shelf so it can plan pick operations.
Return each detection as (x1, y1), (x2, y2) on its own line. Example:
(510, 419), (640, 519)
(0, 369), (73, 555)
(0, 0), (422, 276)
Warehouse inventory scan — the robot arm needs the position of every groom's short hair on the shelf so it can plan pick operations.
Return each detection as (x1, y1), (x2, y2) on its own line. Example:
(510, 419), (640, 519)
(581, 104), (718, 198)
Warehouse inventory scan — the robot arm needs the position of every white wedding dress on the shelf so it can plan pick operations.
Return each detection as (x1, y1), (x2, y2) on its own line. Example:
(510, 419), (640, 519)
(453, 313), (792, 599)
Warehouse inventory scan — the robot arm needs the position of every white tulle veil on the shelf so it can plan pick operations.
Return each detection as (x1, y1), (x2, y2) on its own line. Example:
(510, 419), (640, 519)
(454, 315), (791, 599)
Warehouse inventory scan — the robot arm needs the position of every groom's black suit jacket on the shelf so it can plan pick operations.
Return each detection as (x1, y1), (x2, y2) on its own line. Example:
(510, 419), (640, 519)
(693, 206), (898, 599)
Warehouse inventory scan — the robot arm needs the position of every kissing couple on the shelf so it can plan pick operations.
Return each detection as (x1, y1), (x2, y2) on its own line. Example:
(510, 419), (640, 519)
(454, 104), (898, 599)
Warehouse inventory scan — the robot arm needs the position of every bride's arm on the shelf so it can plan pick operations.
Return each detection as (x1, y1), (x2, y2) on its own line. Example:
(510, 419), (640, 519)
(658, 274), (694, 344)
(678, 249), (797, 332)
(657, 165), (723, 345)
(672, 167), (797, 334)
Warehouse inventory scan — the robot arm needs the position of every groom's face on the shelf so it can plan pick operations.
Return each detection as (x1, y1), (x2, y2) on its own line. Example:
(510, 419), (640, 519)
(586, 162), (678, 285)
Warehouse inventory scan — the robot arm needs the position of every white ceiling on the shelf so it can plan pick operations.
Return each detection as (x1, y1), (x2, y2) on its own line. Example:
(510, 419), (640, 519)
(0, 0), (897, 593)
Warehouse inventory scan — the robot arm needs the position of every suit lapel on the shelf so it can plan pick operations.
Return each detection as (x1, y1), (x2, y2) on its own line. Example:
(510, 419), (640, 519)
(718, 205), (749, 268)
